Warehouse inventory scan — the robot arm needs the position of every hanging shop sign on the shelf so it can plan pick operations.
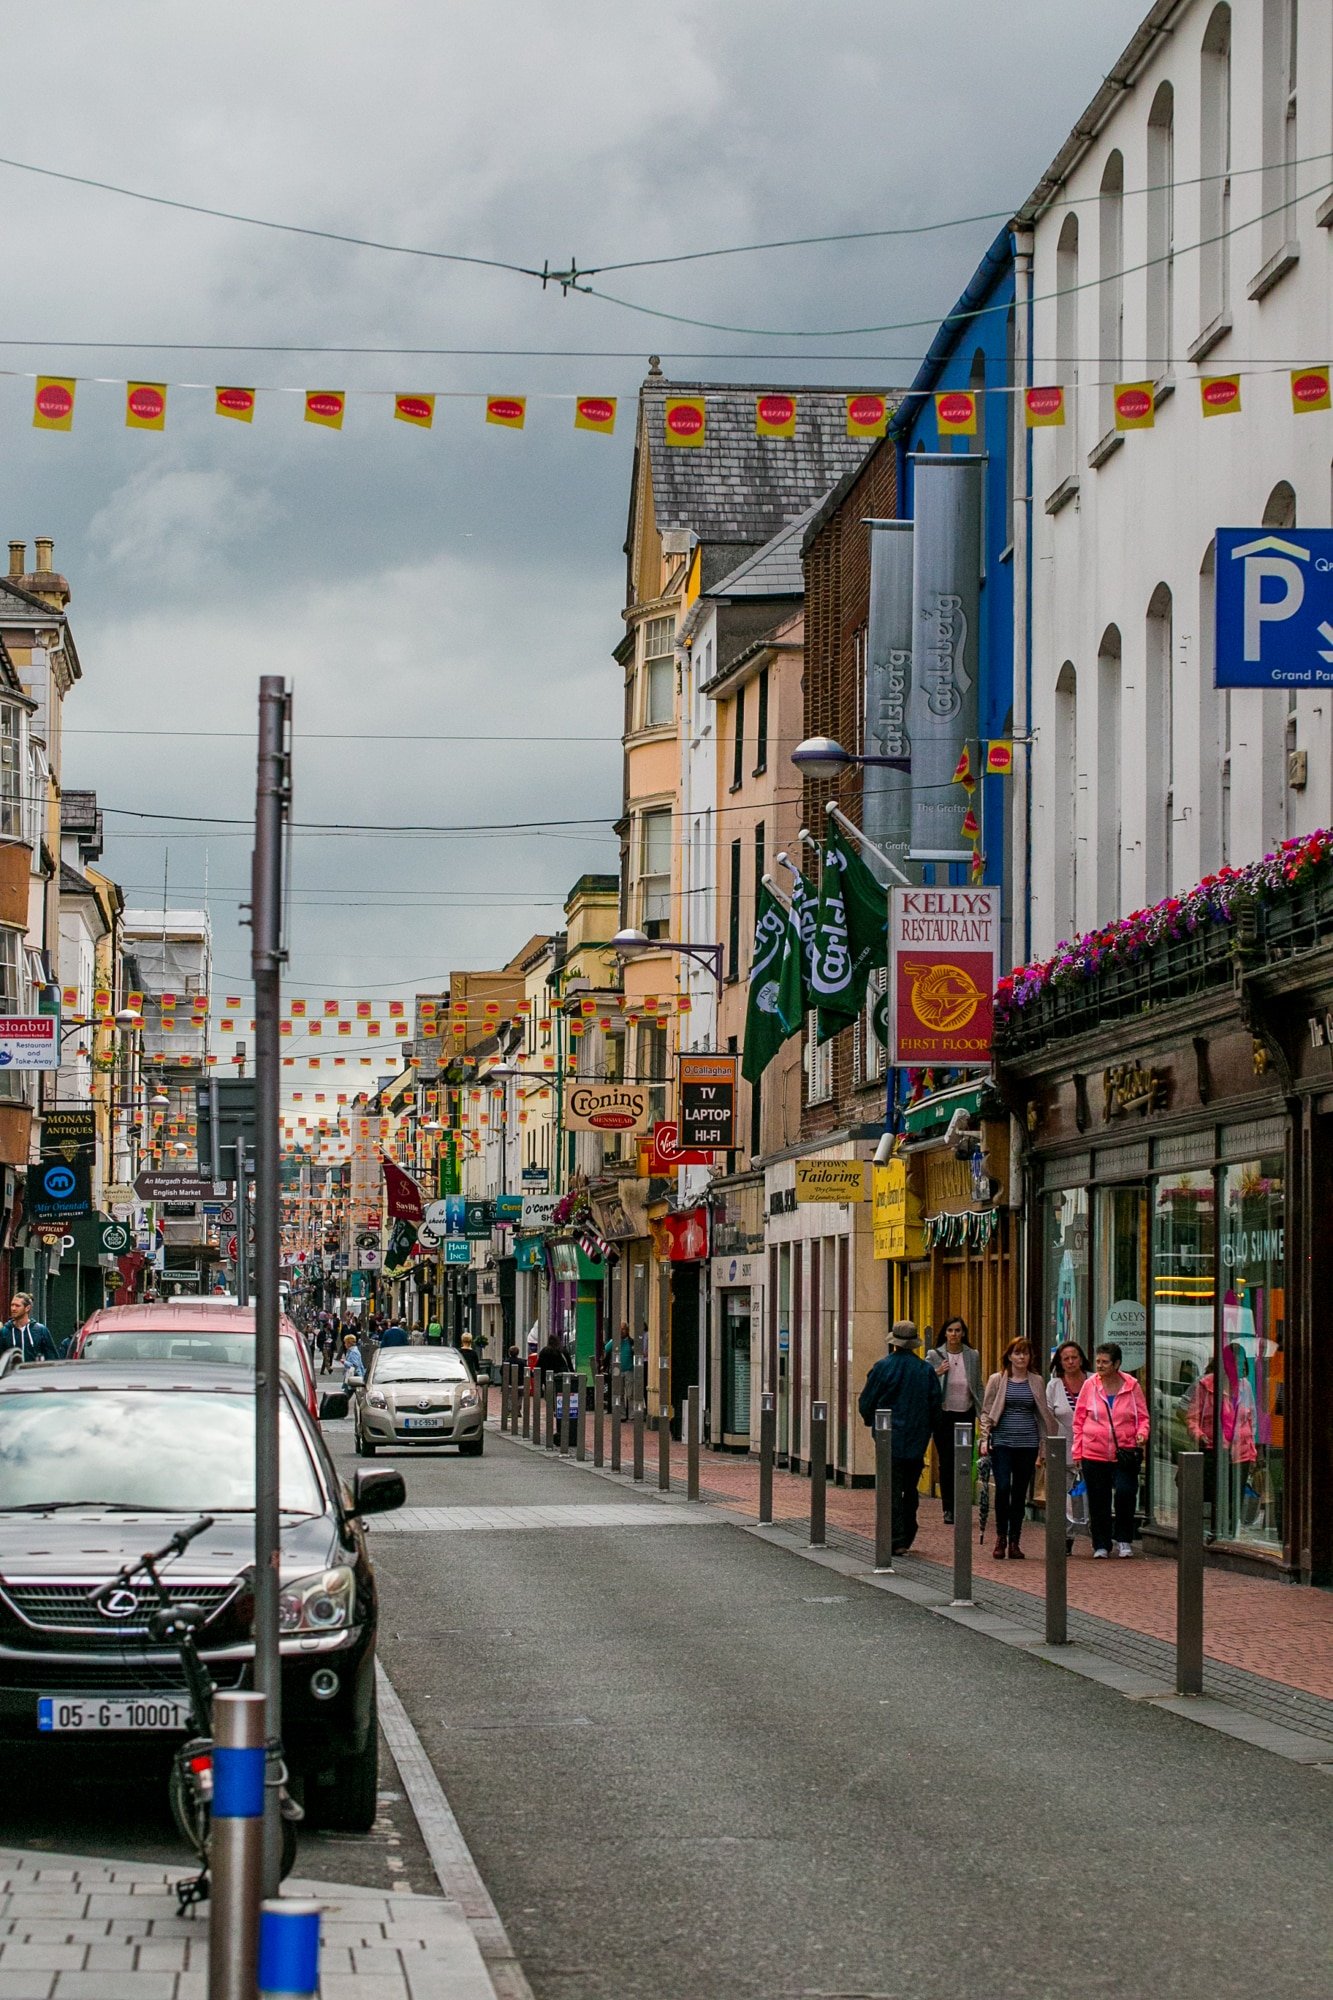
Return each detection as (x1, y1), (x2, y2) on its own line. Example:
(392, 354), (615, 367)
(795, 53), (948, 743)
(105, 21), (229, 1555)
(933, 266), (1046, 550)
(514, 1235), (545, 1271)
(794, 1160), (866, 1204)
(1214, 528), (1333, 688)
(444, 1238), (470, 1265)
(494, 1193), (523, 1224)
(921, 1136), (1009, 1216)
(99, 1219), (132, 1256)
(889, 886), (999, 1067)
(677, 1053), (738, 1152)
(30, 1154), (92, 1223)
(863, 522), (914, 885)
(563, 1080), (651, 1134)
(42, 1108), (96, 1160)
(0, 1017), (58, 1071)
(645, 1121), (714, 1175)
(521, 1193), (559, 1230)
(465, 1199), (494, 1239)
(907, 454), (983, 862)
(872, 1159), (924, 1261)
(657, 1208), (709, 1262)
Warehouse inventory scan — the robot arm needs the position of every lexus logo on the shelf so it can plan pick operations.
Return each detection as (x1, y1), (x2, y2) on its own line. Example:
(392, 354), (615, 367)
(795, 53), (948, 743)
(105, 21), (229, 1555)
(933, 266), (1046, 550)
(98, 1588), (140, 1620)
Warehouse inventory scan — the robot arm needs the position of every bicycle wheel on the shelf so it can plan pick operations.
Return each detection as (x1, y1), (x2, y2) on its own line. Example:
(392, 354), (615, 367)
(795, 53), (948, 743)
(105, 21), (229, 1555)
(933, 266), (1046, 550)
(168, 1752), (210, 1861)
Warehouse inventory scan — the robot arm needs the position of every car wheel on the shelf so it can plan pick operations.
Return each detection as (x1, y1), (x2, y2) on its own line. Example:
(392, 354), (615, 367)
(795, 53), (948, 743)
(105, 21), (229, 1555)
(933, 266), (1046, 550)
(458, 1436), (484, 1457)
(306, 1694), (379, 1833)
(355, 1427), (375, 1458)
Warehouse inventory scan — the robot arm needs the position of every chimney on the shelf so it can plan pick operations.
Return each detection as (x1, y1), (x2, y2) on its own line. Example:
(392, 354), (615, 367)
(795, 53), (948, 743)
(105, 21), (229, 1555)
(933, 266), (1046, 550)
(33, 537), (53, 573)
(7, 543), (24, 578)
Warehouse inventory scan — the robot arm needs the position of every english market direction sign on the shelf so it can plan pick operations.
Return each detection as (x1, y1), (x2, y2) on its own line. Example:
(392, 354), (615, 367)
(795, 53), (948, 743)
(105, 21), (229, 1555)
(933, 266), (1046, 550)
(133, 1171), (228, 1202)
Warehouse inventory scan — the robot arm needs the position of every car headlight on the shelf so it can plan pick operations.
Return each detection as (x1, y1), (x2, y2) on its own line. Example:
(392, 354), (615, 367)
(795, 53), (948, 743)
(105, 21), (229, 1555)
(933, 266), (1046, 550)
(367, 1392), (387, 1409)
(279, 1566), (355, 1634)
(459, 1389), (480, 1409)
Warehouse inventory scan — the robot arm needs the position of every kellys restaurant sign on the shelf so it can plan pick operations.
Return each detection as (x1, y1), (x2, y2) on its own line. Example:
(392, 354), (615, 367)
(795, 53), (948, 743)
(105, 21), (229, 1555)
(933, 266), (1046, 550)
(563, 1081), (651, 1135)
(889, 886), (999, 1067)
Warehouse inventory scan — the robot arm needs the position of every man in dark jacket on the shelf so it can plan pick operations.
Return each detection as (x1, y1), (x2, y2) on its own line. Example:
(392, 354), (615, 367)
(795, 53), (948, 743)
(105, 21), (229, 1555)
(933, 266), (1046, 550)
(0, 1294), (58, 1363)
(536, 1333), (572, 1382)
(858, 1321), (942, 1554)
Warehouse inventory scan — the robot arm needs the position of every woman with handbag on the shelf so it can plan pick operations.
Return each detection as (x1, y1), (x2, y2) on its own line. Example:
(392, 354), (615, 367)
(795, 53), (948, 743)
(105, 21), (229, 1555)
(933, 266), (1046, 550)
(1073, 1341), (1150, 1558)
(979, 1339), (1054, 1560)
(1046, 1341), (1091, 1551)
(928, 1316), (983, 1524)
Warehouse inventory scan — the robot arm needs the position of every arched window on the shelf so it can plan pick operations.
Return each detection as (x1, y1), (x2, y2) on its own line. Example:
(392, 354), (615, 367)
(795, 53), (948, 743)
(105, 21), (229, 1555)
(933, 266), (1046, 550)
(1261, 0), (1299, 262)
(1145, 585), (1174, 899)
(1097, 625), (1123, 920)
(1261, 480), (1296, 529)
(1198, 540), (1222, 872)
(1146, 83), (1175, 381)
(1200, 6), (1232, 332)
(1054, 663), (1078, 937)
(1261, 484), (1298, 836)
(968, 346), (986, 460)
(1055, 213), (1079, 482)
(1098, 151), (1125, 437)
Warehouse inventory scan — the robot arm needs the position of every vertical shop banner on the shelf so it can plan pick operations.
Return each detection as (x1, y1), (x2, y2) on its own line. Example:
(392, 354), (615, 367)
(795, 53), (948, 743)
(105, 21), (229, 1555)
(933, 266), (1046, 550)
(907, 454), (983, 862)
(863, 519), (914, 882)
(677, 1053), (738, 1151)
(889, 885), (999, 1067)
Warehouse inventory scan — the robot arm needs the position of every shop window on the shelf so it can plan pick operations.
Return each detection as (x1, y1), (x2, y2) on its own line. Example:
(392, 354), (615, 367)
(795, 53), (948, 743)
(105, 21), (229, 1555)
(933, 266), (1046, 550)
(1150, 1172), (1215, 1529)
(642, 616), (674, 729)
(0, 706), (22, 839)
(1042, 1188), (1090, 1360)
(1093, 1184), (1147, 1377)
(1214, 1156), (1285, 1549)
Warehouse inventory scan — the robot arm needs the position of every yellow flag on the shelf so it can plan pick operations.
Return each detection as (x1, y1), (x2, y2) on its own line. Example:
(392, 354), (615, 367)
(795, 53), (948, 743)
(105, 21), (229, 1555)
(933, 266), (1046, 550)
(1024, 385), (1064, 427)
(486, 396), (526, 429)
(33, 378), (76, 430)
(664, 397), (706, 448)
(1291, 367), (1331, 414)
(755, 393), (797, 439)
(394, 393), (435, 428)
(216, 386), (256, 422)
(1113, 382), (1154, 430)
(574, 395), (617, 434)
(126, 382), (167, 430)
(935, 391), (977, 437)
(985, 741), (1014, 775)
(846, 392), (888, 439)
(304, 391), (345, 429)
(1200, 375), (1241, 418)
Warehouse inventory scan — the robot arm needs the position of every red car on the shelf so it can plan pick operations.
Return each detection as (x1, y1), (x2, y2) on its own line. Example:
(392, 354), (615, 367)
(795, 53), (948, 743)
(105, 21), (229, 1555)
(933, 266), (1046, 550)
(71, 1302), (320, 1420)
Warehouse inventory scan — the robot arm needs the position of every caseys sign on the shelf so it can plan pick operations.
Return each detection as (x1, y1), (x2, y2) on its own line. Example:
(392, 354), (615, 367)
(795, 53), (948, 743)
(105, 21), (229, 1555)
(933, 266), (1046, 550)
(563, 1081), (651, 1134)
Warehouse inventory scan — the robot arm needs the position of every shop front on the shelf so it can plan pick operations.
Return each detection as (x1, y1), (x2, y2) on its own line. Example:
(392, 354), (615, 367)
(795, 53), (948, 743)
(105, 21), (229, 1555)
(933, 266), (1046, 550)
(708, 1252), (761, 1449)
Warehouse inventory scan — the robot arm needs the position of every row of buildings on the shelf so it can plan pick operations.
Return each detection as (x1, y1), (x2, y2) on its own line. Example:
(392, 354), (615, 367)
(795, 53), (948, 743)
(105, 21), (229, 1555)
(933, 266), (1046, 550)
(294, 0), (1331, 1584)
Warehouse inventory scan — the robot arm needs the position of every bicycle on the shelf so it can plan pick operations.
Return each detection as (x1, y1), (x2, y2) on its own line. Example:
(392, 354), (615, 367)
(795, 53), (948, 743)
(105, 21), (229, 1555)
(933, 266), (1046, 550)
(91, 1516), (300, 1906)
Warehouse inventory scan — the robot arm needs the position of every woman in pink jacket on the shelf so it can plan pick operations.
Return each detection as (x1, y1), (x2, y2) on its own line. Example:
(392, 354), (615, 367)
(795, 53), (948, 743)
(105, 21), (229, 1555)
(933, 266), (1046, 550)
(1072, 1341), (1150, 1559)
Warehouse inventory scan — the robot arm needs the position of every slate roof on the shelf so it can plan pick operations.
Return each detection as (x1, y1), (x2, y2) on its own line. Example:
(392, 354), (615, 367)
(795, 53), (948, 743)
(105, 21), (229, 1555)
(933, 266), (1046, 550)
(639, 379), (899, 551)
(708, 498), (822, 600)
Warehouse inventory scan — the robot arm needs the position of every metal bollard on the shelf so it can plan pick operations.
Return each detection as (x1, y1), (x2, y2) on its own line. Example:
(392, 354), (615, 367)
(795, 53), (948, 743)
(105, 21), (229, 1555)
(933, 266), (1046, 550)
(1176, 1451), (1205, 1695)
(951, 1422), (974, 1605)
(686, 1383), (700, 1500)
(758, 1391), (775, 1523)
(1044, 1435), (1069, 1644)
(558, 1373), (572, 1455)
(209, 1689), (267, 2000)
(657, 1356), (672, 1492)
(575, 1372), (587, 1462)
(501, 1363), (512, 1432)
(544, 1371), (556, 1451)
(610, 1360), (623, 1472)
(523, 1371), (533, 1441)
(873, 1408), (894, 1571)
(257, 1898), (320, 2000)
(632, 1363), (645, 1482)
(809, 1400), (828, 1547)
(593, 1372), (605, 1468)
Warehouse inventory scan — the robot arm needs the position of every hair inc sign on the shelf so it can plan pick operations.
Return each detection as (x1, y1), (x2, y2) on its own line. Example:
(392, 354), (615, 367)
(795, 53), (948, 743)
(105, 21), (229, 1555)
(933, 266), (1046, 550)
(562, 1081), (651, 1135)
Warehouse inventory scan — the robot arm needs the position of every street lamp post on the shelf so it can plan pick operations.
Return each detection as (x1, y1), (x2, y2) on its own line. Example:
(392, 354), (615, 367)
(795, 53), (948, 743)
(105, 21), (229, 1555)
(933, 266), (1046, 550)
(788, 738), (915, 888)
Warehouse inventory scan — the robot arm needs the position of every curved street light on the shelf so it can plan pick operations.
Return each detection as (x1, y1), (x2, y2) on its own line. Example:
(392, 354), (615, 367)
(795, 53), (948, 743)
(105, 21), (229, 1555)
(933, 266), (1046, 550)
(790, 734), (911, 779)
(611, 928), (723, 992)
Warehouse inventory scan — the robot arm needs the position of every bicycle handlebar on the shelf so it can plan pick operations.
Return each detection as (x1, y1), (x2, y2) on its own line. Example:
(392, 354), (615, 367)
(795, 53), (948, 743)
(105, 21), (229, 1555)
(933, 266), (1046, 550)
(91, 1514), (216, 1605)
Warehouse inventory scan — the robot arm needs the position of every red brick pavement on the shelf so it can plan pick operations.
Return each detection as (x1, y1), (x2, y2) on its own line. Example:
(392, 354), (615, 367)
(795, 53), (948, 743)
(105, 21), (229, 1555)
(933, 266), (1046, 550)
(573, 1424), (1333, 1702)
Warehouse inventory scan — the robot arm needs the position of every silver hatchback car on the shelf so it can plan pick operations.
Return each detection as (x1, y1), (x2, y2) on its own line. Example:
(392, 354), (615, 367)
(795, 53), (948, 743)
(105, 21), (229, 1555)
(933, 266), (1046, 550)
(354, 1347), (485, 1457)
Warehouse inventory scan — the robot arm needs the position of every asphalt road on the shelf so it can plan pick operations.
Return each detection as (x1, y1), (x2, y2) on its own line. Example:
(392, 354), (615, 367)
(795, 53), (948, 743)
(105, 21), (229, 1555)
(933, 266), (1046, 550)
(342, 1416), (1332, 2000)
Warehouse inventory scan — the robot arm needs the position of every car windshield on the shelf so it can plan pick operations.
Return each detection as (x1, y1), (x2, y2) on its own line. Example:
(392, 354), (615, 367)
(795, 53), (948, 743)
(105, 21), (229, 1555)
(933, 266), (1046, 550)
(374, 1351), (470, 1384)
(0, 1390), (323, 1514)
(81, 1330), (305, 1385)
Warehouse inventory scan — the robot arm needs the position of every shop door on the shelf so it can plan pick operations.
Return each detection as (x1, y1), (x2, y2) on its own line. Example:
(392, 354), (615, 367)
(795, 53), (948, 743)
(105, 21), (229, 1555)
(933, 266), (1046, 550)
(670, 1263), (700, 1439)
(720, 1288), (752, 1441)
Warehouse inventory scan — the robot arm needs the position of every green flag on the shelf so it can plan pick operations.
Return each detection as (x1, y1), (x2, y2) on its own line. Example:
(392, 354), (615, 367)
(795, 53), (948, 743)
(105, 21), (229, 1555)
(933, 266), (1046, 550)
(811, 823), (889, 1042)
(775, 889), (806, 1037)
(741, 884), (790, 1083)
(788, 865), (819, 997)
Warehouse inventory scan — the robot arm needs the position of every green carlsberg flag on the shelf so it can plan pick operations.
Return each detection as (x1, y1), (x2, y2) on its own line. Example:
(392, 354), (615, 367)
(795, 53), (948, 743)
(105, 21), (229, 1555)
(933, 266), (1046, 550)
(811, 824), (889, 1043)
(741, 884), (790, 1083)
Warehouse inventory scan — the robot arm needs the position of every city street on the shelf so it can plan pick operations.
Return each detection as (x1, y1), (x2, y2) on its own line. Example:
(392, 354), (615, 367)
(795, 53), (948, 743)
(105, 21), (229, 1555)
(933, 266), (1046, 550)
(334, 1416), (1331, 2000)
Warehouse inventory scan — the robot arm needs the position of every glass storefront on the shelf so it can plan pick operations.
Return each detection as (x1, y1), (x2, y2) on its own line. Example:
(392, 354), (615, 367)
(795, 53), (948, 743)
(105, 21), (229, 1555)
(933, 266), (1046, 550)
(720, 1288), (752, 1438)
(1042, 1188), (1089, 1365)
(1216, 1156), (1284, 1550)
(1150, 1173), (1215, 1530)
(1094, 1186), (1148, 1375)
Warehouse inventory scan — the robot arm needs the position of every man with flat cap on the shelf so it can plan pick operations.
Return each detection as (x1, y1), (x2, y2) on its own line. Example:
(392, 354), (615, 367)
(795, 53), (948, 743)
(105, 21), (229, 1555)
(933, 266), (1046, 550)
(858, 1320), (942, 1554)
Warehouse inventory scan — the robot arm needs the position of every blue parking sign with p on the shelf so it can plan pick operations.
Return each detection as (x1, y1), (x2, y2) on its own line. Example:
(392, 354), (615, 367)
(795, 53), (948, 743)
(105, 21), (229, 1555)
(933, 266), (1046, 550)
(1215, 528), (1333, 687)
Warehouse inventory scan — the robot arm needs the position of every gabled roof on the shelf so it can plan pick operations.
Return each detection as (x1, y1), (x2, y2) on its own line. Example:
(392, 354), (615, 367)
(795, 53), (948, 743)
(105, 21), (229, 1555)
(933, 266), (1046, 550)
(709, 497), (823, 600)
(637, 379), (894, 550)
(0, 578), (64, 623)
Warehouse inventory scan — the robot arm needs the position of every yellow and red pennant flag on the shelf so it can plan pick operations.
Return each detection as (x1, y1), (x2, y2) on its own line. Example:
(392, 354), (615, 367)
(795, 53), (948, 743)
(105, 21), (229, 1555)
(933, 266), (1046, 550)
(290, 998), (307, 1017)
(846, 392), (888, 439)
(985, 741), (1014, 775)
(574, 396), (616, 435)
(305, 391), (345, 429)
(323, 999), (339, 1016)
(755, 393), (797, 439)
(961, 805), (981, 841)
(1291, 367), (1331, 414)
(970, 848), (986, 884)
(664, 397), (706, 448)
(1113, 381), (1154, 430)
(951, 746), (976, 793)
(1024, 385), (1065, 428)
(126, 382), (167, 430)
(33, 378), (76, 430)
(485, 395), (526, 429)
(1200, 375), (1241, 418)
(216, 386), (256, 423)
(394, 393), (435, 428)
(935, 390), (977, 437)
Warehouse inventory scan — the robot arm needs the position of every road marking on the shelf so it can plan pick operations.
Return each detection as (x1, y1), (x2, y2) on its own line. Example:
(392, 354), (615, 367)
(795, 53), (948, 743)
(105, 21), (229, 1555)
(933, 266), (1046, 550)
(370, 1501), (730, 1533)
(377, 1659), (535, 2000)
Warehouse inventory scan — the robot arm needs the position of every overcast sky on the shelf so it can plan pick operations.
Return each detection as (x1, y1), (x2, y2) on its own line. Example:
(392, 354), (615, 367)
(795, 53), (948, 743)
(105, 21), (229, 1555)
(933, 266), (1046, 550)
(0, 0), (1146, 1079)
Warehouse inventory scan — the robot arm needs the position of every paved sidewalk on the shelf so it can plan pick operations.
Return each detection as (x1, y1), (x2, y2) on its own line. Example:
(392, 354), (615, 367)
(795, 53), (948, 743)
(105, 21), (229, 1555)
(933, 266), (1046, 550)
(500, 1413), (1333, 1712)
(0, 1847), (494, 1999)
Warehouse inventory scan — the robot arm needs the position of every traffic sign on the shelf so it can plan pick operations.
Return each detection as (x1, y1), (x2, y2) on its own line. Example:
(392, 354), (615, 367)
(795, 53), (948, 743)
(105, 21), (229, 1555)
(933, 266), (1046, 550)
(134, 1172), (227, 1201)
(227, 1234), (238, 1261)
(1215, 528), (1333, 686)
(219, 1205), (237, 1227)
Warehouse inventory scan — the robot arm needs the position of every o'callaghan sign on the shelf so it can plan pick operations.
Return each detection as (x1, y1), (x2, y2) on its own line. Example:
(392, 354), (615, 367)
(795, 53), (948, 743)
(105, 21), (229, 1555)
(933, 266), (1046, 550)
(563, 1081), (652, 1135)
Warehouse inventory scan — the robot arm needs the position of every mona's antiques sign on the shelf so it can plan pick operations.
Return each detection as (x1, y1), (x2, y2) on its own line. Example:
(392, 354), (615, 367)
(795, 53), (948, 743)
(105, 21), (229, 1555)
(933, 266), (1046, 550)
(563, 1080), (651, 1134)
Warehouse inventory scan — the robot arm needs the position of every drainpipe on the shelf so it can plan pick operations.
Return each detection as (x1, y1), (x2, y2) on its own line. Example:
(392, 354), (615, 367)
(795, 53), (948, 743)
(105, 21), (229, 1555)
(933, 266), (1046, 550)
(1011, 225), (1035, 971)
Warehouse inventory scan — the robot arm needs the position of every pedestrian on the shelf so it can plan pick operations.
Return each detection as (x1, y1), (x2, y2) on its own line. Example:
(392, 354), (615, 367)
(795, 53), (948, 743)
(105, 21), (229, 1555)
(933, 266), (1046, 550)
(1046, 1340), (1092, 1547)
(0, 1294), (58, 1363)
(425, 1317), (444, 1345)
(928, 1315), (983, 1523)
(980, 1338), (1054, 1560)
(617, 1321), (635, 1415)
(381, 1317), (408, 1348)
(857, 1321), (942, 1555)
(341, 1333), (366, 1388)
(536, 1330), (572, 1383)
(319, 1324), (336, 1376)
(459, 1331), (479, 1379)
(1073, 1340), (1150, 1559)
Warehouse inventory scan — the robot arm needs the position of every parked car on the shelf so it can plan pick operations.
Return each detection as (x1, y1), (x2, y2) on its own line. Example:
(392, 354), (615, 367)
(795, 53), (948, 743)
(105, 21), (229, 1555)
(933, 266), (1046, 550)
(354, 1346), (484, 1456)
(0, 1361), (403, 1828)
(72, 1303), (319, 1419)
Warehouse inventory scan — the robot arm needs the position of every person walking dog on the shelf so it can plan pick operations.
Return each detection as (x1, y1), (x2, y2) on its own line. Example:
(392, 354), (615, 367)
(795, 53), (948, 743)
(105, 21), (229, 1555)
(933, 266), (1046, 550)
(858, 1322), (942, 1555)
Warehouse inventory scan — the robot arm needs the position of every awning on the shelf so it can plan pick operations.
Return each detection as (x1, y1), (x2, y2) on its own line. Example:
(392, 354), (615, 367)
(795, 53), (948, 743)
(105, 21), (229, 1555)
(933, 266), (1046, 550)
(902, 1080), (985, 1141)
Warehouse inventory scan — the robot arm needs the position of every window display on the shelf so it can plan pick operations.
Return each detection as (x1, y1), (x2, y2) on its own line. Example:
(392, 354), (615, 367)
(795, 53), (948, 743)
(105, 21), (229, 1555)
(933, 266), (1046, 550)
(1042, 1189), (1089, 1363)
(1210, 1156), (1285, 1549)
(1150, 1172), (1215, 1529)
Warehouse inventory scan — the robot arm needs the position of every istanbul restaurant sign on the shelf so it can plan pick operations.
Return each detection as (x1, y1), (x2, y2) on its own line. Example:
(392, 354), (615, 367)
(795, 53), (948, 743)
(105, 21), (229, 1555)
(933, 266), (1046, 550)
(889, 887), (999, 1067)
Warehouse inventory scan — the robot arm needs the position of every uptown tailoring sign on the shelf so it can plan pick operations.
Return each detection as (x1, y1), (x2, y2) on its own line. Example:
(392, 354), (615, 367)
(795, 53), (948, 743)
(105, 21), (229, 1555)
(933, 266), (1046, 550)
(889, 887), (999, 1067)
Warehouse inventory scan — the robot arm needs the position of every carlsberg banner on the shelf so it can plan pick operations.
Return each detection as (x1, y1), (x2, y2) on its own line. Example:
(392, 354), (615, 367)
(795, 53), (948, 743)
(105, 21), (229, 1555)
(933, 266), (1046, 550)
(741, 883), (789, 1083)
(909, 453), (983, 861)
(809, 825), (889, 1043)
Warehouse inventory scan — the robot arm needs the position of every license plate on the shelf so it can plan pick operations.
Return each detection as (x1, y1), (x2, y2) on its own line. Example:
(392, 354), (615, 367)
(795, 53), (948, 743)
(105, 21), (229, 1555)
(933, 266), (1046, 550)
(38, 1694), (192, 1733)
(401, 1416), (445, 1431)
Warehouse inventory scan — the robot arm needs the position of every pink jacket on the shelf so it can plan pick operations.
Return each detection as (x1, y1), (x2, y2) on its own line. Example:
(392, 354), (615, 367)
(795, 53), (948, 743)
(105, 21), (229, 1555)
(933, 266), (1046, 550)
(1072, 1375), (1149, 1463)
